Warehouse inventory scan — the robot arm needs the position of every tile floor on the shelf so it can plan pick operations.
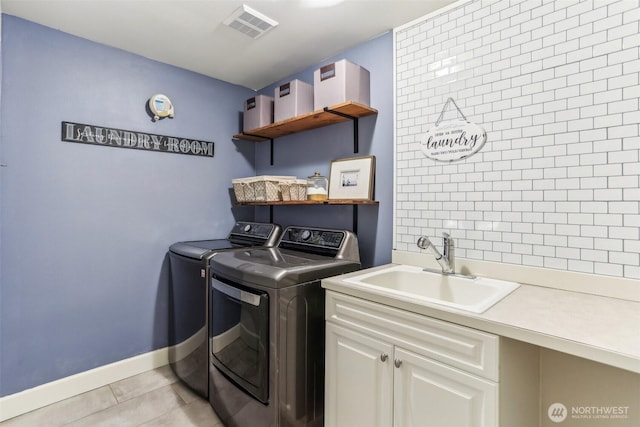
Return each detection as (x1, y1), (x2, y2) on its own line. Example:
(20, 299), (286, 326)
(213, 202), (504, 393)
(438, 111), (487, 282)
(1, 366), (223, 426)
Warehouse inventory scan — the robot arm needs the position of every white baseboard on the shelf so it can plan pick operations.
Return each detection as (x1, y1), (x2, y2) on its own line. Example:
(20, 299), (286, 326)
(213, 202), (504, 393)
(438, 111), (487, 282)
(168, 326), (207, 363)
(0, 347), (169, 422)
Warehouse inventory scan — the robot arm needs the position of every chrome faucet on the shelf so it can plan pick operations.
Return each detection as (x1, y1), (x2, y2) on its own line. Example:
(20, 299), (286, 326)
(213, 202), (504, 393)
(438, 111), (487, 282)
(417, 232), (455, 274)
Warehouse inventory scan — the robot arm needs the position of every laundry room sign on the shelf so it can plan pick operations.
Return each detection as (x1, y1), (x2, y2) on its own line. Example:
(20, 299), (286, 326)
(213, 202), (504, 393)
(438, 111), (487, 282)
(61, 121), (214, 157)
(420, 98), (486, 162)
(420, 119), (486, 162)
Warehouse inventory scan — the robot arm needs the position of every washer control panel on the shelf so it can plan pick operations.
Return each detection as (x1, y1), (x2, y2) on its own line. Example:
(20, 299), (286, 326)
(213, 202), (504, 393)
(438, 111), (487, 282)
(227, 222), (282, 247)
(229, 221), (278, 239)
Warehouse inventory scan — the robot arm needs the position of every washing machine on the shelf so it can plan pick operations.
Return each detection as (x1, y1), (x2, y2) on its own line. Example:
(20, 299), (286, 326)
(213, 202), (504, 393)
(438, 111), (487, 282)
(208, 226), (361, 427)
(168, 221), (281, 398)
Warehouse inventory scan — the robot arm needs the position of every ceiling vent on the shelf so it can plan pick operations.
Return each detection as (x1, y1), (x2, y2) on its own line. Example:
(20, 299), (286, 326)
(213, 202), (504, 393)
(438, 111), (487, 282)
(223, 4), (279, 39)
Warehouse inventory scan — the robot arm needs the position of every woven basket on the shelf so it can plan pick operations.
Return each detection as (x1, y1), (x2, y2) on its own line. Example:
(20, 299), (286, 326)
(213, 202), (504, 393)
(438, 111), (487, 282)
(232, 178), (251, 202)
(290, 179), (308, 201)
(233, 176), (296, 202)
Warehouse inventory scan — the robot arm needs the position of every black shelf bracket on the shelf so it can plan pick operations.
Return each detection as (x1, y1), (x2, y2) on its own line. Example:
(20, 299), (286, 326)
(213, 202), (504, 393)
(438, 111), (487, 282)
(353, 204), (359, 235)
(240, 132), (275, 165)
(323, 107), (360, 153)
(269, 139), (274, 165)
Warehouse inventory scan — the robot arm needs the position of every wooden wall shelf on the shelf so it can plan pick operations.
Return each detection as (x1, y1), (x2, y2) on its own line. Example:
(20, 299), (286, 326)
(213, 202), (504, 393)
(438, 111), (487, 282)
(236, 199), (378, 234)
(233, 101), (377, 142)
(232, 100), (379, 232)
(236, 199), (378, 206)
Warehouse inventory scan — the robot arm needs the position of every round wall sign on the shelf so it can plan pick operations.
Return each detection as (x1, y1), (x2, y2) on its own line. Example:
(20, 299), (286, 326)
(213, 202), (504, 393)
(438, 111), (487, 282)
(420, 120), (487, 162)
(148, 94), (174, 121)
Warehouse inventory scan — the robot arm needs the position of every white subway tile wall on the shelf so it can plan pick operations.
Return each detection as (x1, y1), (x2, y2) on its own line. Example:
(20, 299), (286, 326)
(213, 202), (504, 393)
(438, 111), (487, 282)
(394, 0), (640, 279)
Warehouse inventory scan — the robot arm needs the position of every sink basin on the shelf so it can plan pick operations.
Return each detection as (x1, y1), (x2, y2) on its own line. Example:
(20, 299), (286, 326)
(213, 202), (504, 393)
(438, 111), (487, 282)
(343, 265), (520, 313)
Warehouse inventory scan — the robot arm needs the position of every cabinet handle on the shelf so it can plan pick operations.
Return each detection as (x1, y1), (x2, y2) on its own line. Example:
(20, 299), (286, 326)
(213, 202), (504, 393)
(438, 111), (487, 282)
(380, 353), (388, 362)
(394, 359), (402, 368)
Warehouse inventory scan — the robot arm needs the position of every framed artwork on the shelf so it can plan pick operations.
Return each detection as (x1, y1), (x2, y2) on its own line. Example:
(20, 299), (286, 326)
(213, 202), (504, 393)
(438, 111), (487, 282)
(328, 155), (375, 200)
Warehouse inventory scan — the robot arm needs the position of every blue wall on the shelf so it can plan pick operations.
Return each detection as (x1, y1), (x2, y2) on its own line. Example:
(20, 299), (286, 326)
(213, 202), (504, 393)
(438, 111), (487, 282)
(255, 33), (394, 268)
(0, 15), (394, 396)
(0, 15), (256, 396)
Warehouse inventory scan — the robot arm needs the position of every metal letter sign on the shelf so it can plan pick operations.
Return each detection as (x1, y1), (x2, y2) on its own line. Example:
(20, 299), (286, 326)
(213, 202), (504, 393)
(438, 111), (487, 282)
(420, 99), (486, 162)
(61, 122), (214, 158)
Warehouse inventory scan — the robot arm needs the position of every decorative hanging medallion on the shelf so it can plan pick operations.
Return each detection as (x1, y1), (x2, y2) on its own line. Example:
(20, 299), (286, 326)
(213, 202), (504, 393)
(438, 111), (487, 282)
(420, 98), (487, 162)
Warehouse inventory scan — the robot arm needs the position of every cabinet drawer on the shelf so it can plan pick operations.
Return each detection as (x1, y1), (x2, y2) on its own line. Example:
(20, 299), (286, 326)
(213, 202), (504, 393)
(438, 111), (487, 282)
(326, 291), (499, 381)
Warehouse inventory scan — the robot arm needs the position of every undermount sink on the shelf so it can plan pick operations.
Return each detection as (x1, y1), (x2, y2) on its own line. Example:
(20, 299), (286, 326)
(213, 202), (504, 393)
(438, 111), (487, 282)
(343, 264), (520, 313)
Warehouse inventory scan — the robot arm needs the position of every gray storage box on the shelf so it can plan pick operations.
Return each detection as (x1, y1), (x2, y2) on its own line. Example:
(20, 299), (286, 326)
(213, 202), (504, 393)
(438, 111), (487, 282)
(274, 79), (314, 122)
(243, 95), (273, 132)
(313, 59), (370, 110)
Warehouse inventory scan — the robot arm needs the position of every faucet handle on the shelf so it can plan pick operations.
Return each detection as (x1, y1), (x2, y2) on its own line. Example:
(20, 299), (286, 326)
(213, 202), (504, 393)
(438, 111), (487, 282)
(441, 232), (455, 273)
(442, 233), (454, 253)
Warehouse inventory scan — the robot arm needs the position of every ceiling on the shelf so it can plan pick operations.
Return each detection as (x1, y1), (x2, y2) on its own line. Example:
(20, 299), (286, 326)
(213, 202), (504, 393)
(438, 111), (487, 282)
(1, 0), (455, 90)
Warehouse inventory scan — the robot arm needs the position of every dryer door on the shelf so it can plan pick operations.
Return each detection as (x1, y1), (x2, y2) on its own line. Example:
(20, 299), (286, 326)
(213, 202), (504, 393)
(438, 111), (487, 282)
(210, 277), (269, 403)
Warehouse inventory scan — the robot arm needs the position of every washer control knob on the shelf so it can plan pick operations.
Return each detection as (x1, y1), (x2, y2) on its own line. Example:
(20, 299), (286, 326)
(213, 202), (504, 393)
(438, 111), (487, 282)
(300, 230), (311, 241)
(243, 224), (252, 232)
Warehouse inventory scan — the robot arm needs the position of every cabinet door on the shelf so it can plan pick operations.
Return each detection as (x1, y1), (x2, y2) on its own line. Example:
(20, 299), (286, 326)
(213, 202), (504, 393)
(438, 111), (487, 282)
(393, 348), (498, 427)
(325, 323), (394, 427)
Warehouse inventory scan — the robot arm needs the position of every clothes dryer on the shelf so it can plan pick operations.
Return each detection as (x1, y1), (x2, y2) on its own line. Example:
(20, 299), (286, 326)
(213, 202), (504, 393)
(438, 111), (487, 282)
(168, 221), (281, 397)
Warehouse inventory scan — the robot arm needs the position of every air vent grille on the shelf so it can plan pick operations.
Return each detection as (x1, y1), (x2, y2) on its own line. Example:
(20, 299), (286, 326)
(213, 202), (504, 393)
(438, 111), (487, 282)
(224, 5), (278, 39)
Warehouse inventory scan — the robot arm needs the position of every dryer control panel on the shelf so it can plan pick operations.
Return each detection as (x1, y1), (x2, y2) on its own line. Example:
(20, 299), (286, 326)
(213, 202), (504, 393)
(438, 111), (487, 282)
(281, 227), (345, 249)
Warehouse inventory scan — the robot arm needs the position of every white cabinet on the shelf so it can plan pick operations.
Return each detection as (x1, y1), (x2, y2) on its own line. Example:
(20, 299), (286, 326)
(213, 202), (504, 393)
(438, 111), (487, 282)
(325, 291), (538, 427)
(393, 347), (497, 427)
(325, 323), (393, 427)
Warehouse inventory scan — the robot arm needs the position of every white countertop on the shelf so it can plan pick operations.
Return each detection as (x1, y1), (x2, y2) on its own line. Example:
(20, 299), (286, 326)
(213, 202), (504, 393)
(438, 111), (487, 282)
(322, 263), (640, 374)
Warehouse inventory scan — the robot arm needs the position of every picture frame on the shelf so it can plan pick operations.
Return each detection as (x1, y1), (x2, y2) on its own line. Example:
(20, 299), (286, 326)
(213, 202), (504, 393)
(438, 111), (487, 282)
(328, 155), (375, 200)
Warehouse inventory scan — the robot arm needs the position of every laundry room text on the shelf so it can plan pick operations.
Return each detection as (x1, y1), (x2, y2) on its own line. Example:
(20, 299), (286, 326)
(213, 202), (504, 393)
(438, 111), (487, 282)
(61, 121), (214, 157)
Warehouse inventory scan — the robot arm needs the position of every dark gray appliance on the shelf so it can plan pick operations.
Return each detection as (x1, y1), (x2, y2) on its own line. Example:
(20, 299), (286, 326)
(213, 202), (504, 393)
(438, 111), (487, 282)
(208, 226), (361, 427)
(168, 221), (281, 398)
